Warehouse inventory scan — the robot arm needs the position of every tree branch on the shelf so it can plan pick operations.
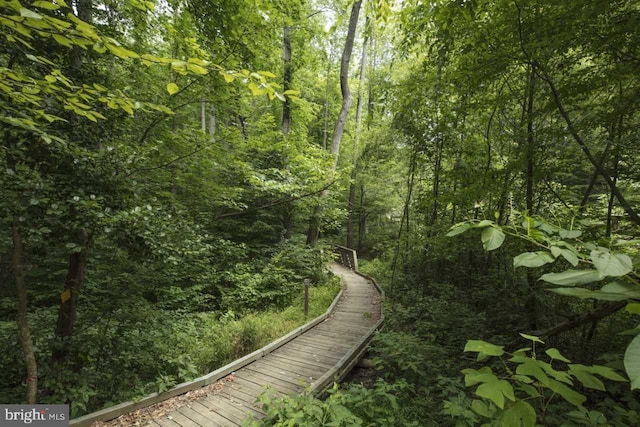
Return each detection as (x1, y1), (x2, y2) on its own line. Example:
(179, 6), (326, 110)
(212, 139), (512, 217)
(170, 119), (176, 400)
(530, 300), (626, 338)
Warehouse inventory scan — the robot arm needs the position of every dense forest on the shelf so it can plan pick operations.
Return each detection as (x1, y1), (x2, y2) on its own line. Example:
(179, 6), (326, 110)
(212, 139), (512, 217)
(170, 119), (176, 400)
(1, 0), (639, 425)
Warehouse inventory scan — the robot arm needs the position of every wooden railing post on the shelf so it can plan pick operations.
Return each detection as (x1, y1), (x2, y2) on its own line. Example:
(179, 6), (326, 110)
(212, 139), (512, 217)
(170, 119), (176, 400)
(334, 245), (358, 271)
(304, 278), (310, 316)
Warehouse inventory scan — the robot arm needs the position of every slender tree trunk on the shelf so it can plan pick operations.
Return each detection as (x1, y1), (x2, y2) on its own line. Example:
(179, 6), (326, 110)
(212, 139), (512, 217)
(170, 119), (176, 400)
(347, 30), (369, 249)
(430, 136), (444, 226)
(208, 106), (216, 137)
(322, 55), (332, 150)
(200, 99), (206, 132)
(52, 232), (93, 366)
(522, 67), (540, 331)
(357, 182), (366, 253)
(307, 0), (363, 245)
(281, 25), (294, 238)
(12, 224), (38, 403)
(391, 148), (417, 289)
(282, 26), (292, 136)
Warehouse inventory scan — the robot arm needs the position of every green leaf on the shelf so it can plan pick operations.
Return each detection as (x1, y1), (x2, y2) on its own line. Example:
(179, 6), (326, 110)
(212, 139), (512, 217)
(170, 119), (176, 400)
(475, 219), (494, 228)
(519, 333), (544, 344)
(540, 269), (601, 286)
(571, 369), (605, 391)
(514, 252), (555, 268)
(464, 340), (505, 357)
(515, 359), (549, 385)
(471, 399), (493, 418)
(166, 83), (179, 95)
(545, 348), (571, 363)
(106, 43), (139, 59)
(222, 72), (235, 83)
(499, 401), (536, 427)
(20, 7), (43, 19)
(591, 248), (633, 278)
(550, 287), (628, 301)
(547, 378), (586, 407)
(462, 367), (498, 386)
(627, 303), (640, 314)
(602, 282), (640, 299)
(577, 364), (626, 382)
(476, 382), (504, 409)
(32, 1), (61, 10)
(481, 227), (505, 251)
(446, 222), (472, 237)
(187, 63), (208, 75)
(559, 229), (582, 239)
(550, 246), (579, 267)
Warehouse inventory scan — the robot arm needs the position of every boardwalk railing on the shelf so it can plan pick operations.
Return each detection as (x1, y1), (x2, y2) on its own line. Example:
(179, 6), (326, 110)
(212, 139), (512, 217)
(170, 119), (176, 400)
(71, 250), (381, 426)
(335, 245), (358, 271)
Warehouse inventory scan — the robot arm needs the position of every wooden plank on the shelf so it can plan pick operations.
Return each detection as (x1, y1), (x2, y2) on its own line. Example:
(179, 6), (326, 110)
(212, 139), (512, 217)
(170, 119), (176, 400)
(244, 362), (311, 386)
(205, 392), (264, 418)
(272, 347), (342, 367)
(278, 341), (343, 360)
(302, 328), (361, 343)
(146, 421), (164, 427)
(235, 369), (301, 394)
(200, 394), (256, 424)
(305, 328), (364, 342)
(155, 417), (182, 427)
(214, 389), (265, 416)
(262, 353), (330, 373)
(168, 410), (200, 427)
(292, 335), (353, 351)
(254, 358), (324, 381)
(267, 349), (335, 369)
(224, 376), (271, 397)
(260, 355), (326, 377)
(191, 401), (236, 427)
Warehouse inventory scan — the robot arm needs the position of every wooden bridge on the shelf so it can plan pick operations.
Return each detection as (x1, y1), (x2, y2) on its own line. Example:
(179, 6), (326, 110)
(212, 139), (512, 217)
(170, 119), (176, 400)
(71, 253), (383, 426)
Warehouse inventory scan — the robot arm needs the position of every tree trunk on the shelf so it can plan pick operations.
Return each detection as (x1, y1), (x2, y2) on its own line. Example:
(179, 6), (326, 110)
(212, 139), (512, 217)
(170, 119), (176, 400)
(200, 99), (206, 132)
(346, 30), (369, 249)
(522, 66), (539, 331)
(282, 26), (292, 136)
(12, 224), (38, 404)
(52, 232), (93, 366)
(307, 0), (363, 245)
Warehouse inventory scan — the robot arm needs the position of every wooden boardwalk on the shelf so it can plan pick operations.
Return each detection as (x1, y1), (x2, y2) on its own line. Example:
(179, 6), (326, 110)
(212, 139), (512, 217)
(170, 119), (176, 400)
(143, 263), (382, 427)
(70, 261), (383, 427)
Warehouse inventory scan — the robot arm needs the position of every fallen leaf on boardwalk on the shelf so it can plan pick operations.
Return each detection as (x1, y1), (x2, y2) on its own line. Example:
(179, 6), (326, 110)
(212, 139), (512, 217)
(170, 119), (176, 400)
(92, 377), (228, 426)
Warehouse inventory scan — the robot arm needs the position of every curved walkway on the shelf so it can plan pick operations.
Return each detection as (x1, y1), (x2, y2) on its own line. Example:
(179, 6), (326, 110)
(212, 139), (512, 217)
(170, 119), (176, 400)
(79, 263), (382, 426)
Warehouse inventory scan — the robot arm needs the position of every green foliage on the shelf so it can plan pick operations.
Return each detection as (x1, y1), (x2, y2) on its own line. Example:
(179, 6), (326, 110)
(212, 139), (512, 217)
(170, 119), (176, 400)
(247, 380), (418, 427)
(458, 335), (626, 426)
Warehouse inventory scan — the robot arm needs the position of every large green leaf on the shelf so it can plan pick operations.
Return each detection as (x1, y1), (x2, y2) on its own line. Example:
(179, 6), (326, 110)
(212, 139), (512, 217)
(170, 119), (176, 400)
(547, 379), (586, 407)
(476, 382), (503, 409)
(499, 401), (536, 427)
(513, 252), (555, 268)
(464, 340), (505, 357)
(602, 282), (640, 299)
(550, 246), (579, 267)
(446, 222), (472, 237)
(546, 348), (571, 363)
(571, 369), (605, 391)
(481, 227), (505, 251)
(540, 269), (601, 286)
(590, 248), (633, 278)
(550, 287), (628, 301)
(624, 336), (640, 389)
(462, 367), (499, 386)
